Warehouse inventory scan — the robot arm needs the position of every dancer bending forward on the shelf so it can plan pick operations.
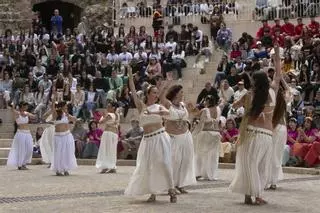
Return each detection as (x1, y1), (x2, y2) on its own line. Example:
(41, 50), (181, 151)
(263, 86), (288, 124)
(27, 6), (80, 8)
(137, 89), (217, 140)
(229, 46), (281, 205)
(192, 95), (221, 181)
(51, 101), (78, 176)
(160, 83), (196, 194)
(7, 102), (36, 170)
(124, 66), (177, 203)
(96, 102), (120, 174)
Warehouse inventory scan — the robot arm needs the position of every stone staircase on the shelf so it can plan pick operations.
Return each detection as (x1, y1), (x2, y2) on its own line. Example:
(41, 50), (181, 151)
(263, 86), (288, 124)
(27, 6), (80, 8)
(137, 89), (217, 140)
(0, 2), (267, 165)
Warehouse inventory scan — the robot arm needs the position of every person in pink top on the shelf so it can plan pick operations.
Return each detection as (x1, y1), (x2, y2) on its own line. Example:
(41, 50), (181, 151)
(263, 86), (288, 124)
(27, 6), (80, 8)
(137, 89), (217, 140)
(293, 117), (318, 166)
(220, 118), (239, 162)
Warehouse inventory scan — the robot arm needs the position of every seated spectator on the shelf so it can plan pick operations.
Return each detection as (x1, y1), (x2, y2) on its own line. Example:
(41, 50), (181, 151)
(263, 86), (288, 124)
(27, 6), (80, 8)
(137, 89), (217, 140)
(284, 117), (299, 166)
(82, 120), (102, 159)
(260, 28), (273, 49)
(308, 16), (320, 38)
(34, 84), (48, 121)
(215, 54), (232, 87)
(107, 70), (123, 102)
(0, 71), (12, 108)
(92, 71), (109, 108)
(146, 56), (162, 79)
(253, 41), (268, 59)
(281, 17), (295, 37)
(165, 36), (177, 52)
(294, 17), (304, 41)
(230, 42), (241, 60)
(20, 85), (35, 112)
(216, 23), (232, 53)
(227, 66), (241, 88)
(165, 24), (179, 42)
(271, 18), (282, 36)
(121, 119), (144, 159)
(72, 119), (87, 158)
(117, 85), (134, 118)
(293, 117), (318, 166)
(72, 84), (85, 118)
(256, 20), (271, 40)
(220, 118), (239, 163)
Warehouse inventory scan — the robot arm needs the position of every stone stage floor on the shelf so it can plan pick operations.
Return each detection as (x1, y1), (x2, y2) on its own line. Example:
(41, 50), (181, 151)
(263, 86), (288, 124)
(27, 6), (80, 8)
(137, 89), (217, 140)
(0, 166), (319, 213)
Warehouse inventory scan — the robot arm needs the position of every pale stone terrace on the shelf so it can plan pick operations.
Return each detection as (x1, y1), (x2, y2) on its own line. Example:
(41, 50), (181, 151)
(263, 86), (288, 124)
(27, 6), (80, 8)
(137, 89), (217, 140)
(0, 166), (319, 213)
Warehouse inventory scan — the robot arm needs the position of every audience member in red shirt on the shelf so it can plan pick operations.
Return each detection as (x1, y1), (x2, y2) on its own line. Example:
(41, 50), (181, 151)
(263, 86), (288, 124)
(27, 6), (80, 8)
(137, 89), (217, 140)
(273, 29), (285, 47)
(308, 16), (320, 37)
(271, 18), (282, 36)
(294, 17), (304, 41)
(281, 17), (295, 37)
(256, 20), (272, 39)
(230, 42), (242, 60)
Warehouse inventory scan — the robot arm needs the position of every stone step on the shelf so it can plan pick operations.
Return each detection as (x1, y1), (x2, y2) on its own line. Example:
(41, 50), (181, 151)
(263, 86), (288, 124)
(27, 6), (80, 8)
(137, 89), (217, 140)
(0, 139), (11, 148)
(0, 132), (14, 139)
(0, 148), (10, 158)
(0, 109), (14, 123)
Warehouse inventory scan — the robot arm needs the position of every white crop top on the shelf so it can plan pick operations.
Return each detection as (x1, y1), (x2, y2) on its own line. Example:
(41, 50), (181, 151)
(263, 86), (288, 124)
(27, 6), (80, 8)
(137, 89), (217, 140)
(104, 113), (119, 126)
(140, 104), (163, 126)
(166, 102), (189, 121)
(54, 113), (69, 125)
(16, 113), (29, 125)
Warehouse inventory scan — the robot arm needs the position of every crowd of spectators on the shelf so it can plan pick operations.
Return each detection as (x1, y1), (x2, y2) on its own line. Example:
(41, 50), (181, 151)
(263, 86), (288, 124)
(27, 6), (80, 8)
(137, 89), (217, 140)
(198, 15), (320, 166)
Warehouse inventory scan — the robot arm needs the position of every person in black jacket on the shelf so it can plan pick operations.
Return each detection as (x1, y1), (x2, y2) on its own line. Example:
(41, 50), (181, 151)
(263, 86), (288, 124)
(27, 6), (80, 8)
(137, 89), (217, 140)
(165, 25), (179, 42)
(196, 82), (219, 108)
(92, 71), (109, 108)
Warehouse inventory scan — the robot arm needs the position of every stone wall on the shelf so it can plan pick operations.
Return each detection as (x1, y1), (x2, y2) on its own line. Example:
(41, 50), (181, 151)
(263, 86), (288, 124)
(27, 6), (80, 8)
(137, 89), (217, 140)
(0, 0), (113, 34)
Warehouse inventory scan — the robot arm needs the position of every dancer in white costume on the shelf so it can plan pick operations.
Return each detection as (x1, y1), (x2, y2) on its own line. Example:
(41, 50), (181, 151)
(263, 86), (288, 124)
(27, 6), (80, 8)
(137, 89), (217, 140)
(7, 102), (36, 170)
(51, 101), (77, 176)
(229, 45), (281, 205)
(124, 66), (177, 203)
(160, 83), (196, 194)
(39, 111), (55, 166)
(192, 95), (221, 181)
(96, 102), (120, 174)
(267, 79), (291, 190)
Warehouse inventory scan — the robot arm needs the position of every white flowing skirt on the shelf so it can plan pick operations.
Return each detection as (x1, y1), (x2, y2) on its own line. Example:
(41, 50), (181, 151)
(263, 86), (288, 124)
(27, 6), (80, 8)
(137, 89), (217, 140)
(125, 128), (174, 196)
(7, 130), (33, 167)
(269, 124), (287, 185)
(171, 131), (196, 187)
(229, 125), (273, 197)
(51, 131), (77, 172)
(96, 131), (118, 170)
(194, 131), (221, 180)
(39, 125), (55, 164)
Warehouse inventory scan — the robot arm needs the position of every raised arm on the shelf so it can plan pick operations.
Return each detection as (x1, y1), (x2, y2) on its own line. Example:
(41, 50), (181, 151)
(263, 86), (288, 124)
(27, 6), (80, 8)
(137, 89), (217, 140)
(159, 80), (172, 109)
(127, 65), (143, 112)
(271, 44), (282, 94)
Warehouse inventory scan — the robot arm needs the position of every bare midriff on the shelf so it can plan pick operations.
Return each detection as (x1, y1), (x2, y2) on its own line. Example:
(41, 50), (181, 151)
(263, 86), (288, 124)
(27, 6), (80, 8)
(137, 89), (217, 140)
(143, 123), (164, 134)
(55, 123), (70, 132)
(248, 105), (274, 131)
(17, 124), (29, 130)
(165, 120), (188, 135)
(104, 126), (118, 134)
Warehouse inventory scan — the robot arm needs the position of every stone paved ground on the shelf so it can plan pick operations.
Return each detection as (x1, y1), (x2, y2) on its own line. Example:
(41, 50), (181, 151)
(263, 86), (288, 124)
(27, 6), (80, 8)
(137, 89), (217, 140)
(0, 166), (319, 213)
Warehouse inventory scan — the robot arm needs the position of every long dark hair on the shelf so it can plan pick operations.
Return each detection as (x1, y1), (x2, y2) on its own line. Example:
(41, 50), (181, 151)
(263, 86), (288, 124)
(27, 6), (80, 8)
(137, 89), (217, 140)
(248, 71), (270, 119)
(272, 82), (286, 128)
(144, 85), (157, 104)
(56, 101), (66, 120)
(166, 85), (183, 102)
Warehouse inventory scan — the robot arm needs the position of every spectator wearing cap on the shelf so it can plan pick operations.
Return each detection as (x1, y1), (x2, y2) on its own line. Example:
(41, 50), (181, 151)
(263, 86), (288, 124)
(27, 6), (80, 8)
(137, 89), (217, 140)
(256, 20), (272, 39)
(308, 16), (320, 37)
(253, 41), (268, 59)
(165, 25), (179, 42)
(294, 17), (304, 41)
(281, 17), (295, 37)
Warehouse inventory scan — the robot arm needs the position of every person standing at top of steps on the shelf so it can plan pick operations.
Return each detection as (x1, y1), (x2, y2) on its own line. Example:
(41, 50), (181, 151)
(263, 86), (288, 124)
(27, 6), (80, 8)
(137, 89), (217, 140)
(152, 5), (164, 39)
(7, 101), (37, 170)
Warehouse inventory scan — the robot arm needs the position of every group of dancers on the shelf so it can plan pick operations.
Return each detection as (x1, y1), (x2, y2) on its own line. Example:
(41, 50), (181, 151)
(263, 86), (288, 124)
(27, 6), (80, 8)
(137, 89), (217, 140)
(6, 46), (288, 205)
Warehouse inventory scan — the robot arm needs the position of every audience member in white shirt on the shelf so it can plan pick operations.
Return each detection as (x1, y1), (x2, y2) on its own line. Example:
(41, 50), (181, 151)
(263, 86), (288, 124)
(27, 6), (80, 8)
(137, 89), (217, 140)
(32, 59), (46, 81)
(133, 47), (148, 63)
(118, 46), (133, 65)
(165, 36), (177, 52)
